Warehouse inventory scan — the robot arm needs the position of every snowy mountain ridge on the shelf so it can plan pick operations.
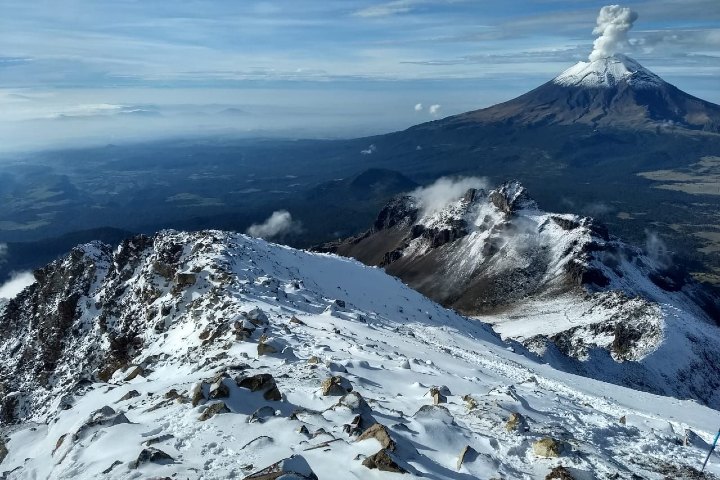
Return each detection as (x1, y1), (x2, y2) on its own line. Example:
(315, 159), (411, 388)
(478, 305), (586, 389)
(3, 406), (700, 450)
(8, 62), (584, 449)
(318, 181), (720, 406)
(1, 230), (720, 478)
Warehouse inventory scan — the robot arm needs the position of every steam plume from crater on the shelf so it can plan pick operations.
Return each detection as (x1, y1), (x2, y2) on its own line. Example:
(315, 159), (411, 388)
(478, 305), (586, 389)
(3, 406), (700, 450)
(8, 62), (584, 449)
(589, 5), (638, 61)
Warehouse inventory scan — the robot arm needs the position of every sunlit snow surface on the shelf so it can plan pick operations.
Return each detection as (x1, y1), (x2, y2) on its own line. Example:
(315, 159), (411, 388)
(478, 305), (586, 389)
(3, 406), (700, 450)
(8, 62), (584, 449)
(553, 55), (664, 89)
(2, 231), (720, 479)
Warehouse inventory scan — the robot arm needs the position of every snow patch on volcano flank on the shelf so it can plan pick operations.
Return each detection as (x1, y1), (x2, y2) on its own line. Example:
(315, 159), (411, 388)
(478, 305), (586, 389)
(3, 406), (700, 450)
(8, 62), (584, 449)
(553, 54), (663, 89)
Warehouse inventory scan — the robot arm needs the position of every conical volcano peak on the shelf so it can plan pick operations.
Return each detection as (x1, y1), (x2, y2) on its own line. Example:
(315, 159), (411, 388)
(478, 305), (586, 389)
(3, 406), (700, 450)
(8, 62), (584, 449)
(553, 54), (663, 89)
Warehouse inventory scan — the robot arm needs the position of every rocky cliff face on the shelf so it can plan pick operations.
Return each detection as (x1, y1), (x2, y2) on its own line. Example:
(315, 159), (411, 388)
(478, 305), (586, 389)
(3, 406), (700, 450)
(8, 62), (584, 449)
(2, 230), (720, 479)
(317, 181), (720, 402)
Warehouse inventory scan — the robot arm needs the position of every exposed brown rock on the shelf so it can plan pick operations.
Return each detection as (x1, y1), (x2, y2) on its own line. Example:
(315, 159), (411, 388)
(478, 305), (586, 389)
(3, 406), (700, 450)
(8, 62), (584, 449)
(357, 423), (396, 451)
(362, 449), (406, 474)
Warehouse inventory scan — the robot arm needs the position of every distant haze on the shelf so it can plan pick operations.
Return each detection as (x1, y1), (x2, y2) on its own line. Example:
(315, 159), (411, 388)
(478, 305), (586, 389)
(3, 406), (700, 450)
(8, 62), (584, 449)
(1, 1), (719, 153)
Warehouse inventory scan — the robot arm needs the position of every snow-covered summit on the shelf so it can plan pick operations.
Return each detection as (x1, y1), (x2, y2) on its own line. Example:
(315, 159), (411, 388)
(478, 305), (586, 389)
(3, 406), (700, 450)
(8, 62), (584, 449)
(2, 229), (720, 479)
(553, 54), (663, 89)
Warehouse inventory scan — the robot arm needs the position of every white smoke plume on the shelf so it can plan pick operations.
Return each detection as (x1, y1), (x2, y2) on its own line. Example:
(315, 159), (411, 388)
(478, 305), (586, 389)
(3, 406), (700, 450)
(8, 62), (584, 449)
(589, 5), (638, 61)
(411, 176), (489, 217)
(246, 210), (302, 239)
(414, 103), (423, 112)
(429, 104), (441, 115)
(0, 271), (35, 300)
(644, 230), (670, 268)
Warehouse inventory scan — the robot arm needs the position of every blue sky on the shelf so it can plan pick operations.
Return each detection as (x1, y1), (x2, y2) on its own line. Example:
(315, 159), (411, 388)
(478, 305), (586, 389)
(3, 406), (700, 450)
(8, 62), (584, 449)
(1, 0), (718, 151)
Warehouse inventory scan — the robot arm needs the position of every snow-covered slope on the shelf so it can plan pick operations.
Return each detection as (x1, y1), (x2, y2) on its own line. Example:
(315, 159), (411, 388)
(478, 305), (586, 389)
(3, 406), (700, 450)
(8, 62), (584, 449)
(553, 54), (663, 89)
(1, 230), (720, 479)
(319, 181), (720, 406)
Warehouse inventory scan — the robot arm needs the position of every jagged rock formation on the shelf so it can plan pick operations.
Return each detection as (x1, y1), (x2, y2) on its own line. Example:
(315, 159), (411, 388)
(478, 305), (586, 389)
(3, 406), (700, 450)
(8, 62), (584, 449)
(317, 181), (720, 402)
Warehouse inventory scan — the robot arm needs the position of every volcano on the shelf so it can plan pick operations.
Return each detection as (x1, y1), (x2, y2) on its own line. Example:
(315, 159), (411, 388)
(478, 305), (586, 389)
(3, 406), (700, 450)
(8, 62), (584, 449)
(436, 54), (720, 133)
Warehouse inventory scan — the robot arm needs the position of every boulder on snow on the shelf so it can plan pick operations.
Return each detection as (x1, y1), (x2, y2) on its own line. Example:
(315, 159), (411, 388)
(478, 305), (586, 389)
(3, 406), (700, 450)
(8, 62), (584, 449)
(533, 437), (564, 458)
(123, 365), (144, 381)
(506, 412), (528, 432)
(117, 390), (140, 402)
(357, 423), (396, 451)
(321, 376), (352, 396)
(208, 380), (230, 400)
(413, 405), (455, 425)
(237, 373), (282, 401)
(429, 387), (447, 405)
(545, 465), (575, 480)
(243, 454), (318, 480)
(457, 445), (479, 471)
(198, 401), (230, 421)
(129, 447), (174, 469)
(362, 449), (406, 474)
(249, 406), (277, 423)
(73, 406), (130, 441)
(246, 308), (269, 326)
(462, 394), (478, 410)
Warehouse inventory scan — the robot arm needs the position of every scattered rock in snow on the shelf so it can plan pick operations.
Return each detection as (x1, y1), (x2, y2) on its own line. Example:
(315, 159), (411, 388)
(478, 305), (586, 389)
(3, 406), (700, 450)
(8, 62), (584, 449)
(463, 394), (478, 410)
(533, 437), (564, 458)
(357, 423), (396, 451)
(307, 356), (320, 364)
(413, 405), (455, 425)
(129, 447), (174, 469)
(683, 429), (709, 449)
(123, 365), (144, 381)
(117, 390), (140, 402)
(289, 316), (305, 325)
(457, 445), (478, 471)
(246, 308), (269, 326)
(190, 382), (205, 407)
(74, 406), (129, 441)
(198, 401), (230, 421)
(362, 449), (407, 474)
(506, 412), (528, 432)
(321, 376), (352, 396)
(249, 406), (276, 423)
(208, 379), (230, 399)
(243, 454), (318, 479)
(258, 335), (280, 356)
(429, 386), (447, 405)
(545, 465), (575, 479)
(101, 460), (123, 474)
(237, 373), (282, 401)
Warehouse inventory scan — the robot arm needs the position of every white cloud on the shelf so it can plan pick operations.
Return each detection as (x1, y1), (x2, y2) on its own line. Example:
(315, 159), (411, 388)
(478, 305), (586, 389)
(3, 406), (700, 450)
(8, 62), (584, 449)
(354, 0), (417, 18)
(429, 104), (441, 115)
(411, 176), (488, 216)
(246, 210), (302, 239)
(0, 271), (35, 300)
(361, 144), (377, 155)
(414, 103), (423, 111)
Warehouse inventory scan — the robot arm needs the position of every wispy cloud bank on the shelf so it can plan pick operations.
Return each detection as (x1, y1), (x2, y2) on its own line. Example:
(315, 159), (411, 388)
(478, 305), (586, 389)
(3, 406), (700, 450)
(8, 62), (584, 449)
(0, 271), (35, 299)
(411, 176), (488, 216)
(246, 210), (302, 239)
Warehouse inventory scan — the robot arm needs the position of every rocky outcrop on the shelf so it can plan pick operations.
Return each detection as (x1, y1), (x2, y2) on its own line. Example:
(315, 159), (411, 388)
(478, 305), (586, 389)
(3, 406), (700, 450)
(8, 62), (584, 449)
(533, 437), (564, 458)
